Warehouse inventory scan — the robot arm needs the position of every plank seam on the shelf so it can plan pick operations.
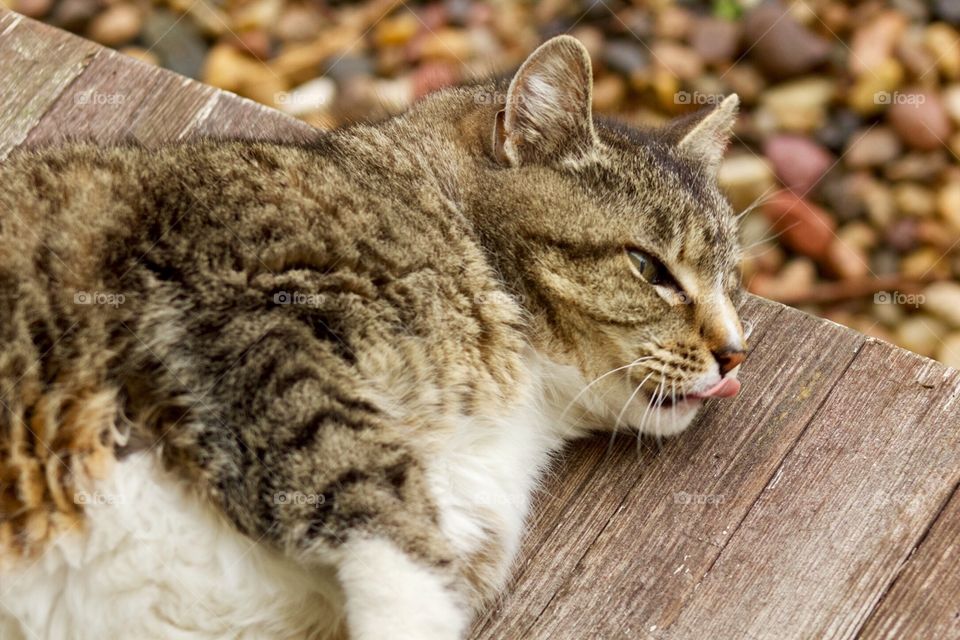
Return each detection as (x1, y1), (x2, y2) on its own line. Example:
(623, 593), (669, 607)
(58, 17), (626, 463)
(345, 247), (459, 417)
(850, 423), (960, 638)
(510, 302), (788, 639)
(685, 332), (870, 598)
(10, 46), (101, 155)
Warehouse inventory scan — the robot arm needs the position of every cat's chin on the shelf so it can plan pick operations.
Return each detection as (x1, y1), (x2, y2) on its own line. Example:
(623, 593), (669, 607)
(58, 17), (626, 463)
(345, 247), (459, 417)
(621, 398), (702, 438)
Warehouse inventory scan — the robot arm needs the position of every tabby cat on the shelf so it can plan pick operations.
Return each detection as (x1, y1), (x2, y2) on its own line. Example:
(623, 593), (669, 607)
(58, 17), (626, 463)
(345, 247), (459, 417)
(0, 36), (746, 639)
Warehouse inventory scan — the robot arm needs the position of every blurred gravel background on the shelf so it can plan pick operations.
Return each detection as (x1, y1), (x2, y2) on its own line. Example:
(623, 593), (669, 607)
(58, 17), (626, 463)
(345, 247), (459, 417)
(11, 0), (960, 365)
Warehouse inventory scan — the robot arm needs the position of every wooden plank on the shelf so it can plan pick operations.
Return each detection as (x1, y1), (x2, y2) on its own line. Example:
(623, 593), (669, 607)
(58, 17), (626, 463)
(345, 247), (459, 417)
(666, 343), (960, 640)
(22, 47), (216, 148)
(473, 296), (786, 638)
(474, 298), (863, 639)
(511, 304), (867, 640)
(0, 9), (99, 158)
(857, 465), (960, 637)
(183, 90), (321, 144)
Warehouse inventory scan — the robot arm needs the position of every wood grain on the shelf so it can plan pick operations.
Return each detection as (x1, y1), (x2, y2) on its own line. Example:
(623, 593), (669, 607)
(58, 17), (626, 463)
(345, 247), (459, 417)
(0, 10), (99, 158)
(2, 12), (959, 639)
(21, 47), (216, 147)
(517, 304), (868, 640)
(666, 343), (960, 640)
(857, 466), (960, 637)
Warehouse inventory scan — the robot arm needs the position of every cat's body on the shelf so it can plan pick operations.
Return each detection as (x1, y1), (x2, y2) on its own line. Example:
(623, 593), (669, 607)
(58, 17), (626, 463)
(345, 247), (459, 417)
(0, 37), (746, 639)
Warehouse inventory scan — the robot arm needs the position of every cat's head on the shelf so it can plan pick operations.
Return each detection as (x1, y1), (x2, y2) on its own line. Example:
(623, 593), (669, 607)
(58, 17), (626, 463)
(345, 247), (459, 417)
(470, 36), (746, 437)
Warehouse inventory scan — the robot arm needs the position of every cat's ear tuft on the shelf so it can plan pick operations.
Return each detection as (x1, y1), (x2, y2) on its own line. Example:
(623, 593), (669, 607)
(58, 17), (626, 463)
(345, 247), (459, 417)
(495, 36), (596, 166)
(669, 94), (739, 177)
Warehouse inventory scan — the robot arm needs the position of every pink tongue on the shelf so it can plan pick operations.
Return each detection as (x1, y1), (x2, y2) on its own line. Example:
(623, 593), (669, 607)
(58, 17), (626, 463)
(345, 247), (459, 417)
(695, 378), (741, 399)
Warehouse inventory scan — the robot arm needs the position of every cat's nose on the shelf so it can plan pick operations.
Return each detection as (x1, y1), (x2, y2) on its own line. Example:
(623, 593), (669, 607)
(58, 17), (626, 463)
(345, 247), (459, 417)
(713, 349), (746, 376)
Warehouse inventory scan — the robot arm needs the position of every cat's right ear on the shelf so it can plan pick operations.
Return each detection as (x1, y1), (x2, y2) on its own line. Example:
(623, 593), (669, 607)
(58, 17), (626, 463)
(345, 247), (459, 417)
(494, 36), (597, 166)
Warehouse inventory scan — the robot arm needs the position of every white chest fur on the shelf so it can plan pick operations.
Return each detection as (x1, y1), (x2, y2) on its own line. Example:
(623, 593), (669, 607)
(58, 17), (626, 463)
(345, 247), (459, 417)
(0, 452), (344, 640)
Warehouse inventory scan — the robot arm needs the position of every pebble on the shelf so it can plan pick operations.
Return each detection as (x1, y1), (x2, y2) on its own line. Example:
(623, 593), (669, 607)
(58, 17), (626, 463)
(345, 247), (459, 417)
(226, 30), (272, 60)
(374, 12), (420, 47)
(816, 109), (861, 152)
(759, 77), (835, 132)
(273, 4), (324, 42)
(848, 58), (904, 115)
(896, 315), (946, 358)
(142, 10), (207, 80)
(934, 0), (960, 25)
(886, 218), (920, 252)
(763, 190), (836, 260)
(592, 74), (626, 113)
(656, 5), (693, 41)
(939, 334), (960, 368)
(845, 127), (902, 168)
(419, 27), (473, 62)
(763, 134), (834, 195)
(824, 238), (870, 280)
(896, 26), (936, 77)
(894, 182), (937, 217)
(858, 177), (897, 229)
(690, 17), (741, 65)
(944, 84), (960, 125)
(902, 248), (950, 279)
(886, 153), (946, 183)
(749, 258), (817, 300)
(119, 46), (160, 67)
(723, 64), (766, 104)
(651, 42), (703, 81)
(837, 222), (878, 251)
(717, 153), (776, 213)
(203, 44), (256, 92)
(937, 181), (960, 231)
(276, 76), (335, 117)
(872, 249), (901, 276)
(820, 172), (866, 222)
(14, 0), (52, 19)
(411, 62), (459, 100)
(922, 282), (960, 327)
(743, 0), (831, 78)
(849, 10), (907, 76)
(888, 90), (953, 151)
(604, 39), (649, 77)
(925, 23), (960, 80)
(51, 0), (100, 31)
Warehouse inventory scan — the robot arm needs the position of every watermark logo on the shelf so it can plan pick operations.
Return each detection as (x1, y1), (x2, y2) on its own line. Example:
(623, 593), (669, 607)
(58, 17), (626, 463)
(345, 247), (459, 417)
(874, 91), (926, 106)
(874, 291), (924, 308)
(674, 491), (725, 505)
(74, 490), (124, 506)
(273, 291), (324, 306)
(74, 291), (125, 307)
(273, 491), (327, 508)
(674, 91), (726, 106)
(75, 91), (126, 106)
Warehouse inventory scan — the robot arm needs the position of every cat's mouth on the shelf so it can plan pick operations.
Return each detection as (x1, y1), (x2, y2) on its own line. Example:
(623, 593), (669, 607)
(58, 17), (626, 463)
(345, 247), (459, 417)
(652, 378), (741, 409)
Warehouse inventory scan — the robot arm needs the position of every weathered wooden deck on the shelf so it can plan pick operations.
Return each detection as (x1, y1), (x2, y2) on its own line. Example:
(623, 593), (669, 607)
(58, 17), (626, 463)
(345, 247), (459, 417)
(1, 9), (959, 639)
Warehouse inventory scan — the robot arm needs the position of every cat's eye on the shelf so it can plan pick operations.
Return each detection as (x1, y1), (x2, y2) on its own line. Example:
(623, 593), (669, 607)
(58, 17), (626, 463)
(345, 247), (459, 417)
(626, 249), (674, 287)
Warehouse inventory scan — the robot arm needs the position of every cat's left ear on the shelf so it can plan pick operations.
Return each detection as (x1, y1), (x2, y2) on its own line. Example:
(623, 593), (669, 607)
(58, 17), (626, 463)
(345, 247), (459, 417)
(668, 94), (740, 177)
(494, 35), (597, 166)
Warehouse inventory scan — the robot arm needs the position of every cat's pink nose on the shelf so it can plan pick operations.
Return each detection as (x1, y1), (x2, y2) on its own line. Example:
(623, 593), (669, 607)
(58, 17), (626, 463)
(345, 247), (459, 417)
(714, 349), (746, 376)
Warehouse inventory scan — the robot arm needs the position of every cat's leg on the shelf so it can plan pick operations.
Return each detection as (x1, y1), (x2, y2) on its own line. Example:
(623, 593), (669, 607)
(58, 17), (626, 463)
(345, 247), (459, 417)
(335, 536), (468, 640)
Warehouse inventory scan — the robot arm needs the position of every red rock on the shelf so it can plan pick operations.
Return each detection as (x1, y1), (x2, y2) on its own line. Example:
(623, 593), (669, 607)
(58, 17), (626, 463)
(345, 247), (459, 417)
(888, 90), (954, 150)
(763, 134), (835, 195)
(762, 190), (837, 259)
